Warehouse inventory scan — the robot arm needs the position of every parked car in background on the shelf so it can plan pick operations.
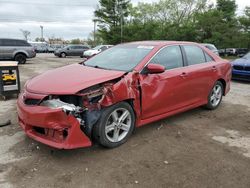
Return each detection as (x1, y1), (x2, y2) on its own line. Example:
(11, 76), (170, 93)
(231, 52), (250, 81)
(236, 48), (248, 57)
(83, 45), (113, 58)
(54, 45), (90, 57)
(201, 43), (219, 55)
(17, 41), (231, 149)
(46, 45), (55, 53)
(219, 49), (226, 56)
(29, 41), (48, 53)
(0, 38), (36, 64)
(226, 48), (237, 56)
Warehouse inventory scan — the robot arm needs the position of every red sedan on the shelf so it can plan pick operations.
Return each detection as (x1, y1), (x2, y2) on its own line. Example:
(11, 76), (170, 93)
(17, 41), (231, 149)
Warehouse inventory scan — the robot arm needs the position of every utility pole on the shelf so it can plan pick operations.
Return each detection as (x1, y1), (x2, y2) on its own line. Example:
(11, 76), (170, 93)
(40, 25), (44, 41)
(120, 4), (123, 43)
(93, 19), (97, 46)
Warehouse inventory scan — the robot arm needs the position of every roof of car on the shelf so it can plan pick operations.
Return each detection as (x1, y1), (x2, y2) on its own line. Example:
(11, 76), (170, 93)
(122, 40), (199, 47)
(68, 44), (88, 46)
(0, 38), (26, 41)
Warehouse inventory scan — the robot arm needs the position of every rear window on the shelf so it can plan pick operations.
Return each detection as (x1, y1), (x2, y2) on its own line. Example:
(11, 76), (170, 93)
(16, 40), (31, 46)
(0, 39), (31, 46)
(183, 45), (206, 65)
(83, 46), (89, 49)
(204, 52), (214, 62)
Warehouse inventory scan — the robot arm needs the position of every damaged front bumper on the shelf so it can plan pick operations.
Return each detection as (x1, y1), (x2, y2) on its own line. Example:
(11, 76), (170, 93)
(17, 94), (92, 149)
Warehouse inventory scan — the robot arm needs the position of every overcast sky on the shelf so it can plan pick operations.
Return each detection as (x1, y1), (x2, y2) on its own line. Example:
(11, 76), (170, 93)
(0, 0), (249, 41)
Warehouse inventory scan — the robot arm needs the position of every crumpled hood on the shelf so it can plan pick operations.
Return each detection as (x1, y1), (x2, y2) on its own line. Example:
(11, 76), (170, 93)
(232, 58), (250, 66)
(26, 64), (125, 95)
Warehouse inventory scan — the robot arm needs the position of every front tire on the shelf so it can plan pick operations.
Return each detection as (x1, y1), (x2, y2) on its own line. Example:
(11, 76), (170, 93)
(60, 52), (66, 58)
(14, 54), (26, 64)
(93, 102), (135, 148)
(205, 81), (223, 110)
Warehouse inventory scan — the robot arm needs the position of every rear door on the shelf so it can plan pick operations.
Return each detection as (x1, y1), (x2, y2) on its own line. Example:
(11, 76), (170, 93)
(140, 45), (192, 119)
(1, 39), (16, 59)
(76, 46), (85, 56)
(181, 45), (218, 103)
(0, 39), (4, 58)
(71, 46), (82, 56)
(66, 46), (74, 56)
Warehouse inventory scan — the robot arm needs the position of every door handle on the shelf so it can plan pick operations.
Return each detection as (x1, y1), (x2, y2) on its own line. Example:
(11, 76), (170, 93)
(212, 66), (217, 72)
(180, 72), (188, 78)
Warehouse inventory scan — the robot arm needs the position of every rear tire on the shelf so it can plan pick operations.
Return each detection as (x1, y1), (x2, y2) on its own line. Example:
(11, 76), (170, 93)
(14, 54), (26, 64)
(205, 81), (223, 110)
(60, 52), (66, 58)
(93, 102), (135, 148)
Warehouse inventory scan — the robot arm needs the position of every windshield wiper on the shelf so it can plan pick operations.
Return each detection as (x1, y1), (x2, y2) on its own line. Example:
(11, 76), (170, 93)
(85, 64), (111, 70)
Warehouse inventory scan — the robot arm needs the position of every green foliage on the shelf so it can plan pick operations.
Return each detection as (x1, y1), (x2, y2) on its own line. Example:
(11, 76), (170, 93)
(238, 6), (250, 48)
(217, 0), (237, 21)
(86, 31), (104, 47)
(70, 38), (81, 44)
(94, 0), (130, 44)
(94, 0), (249, 49)
(35, 37), (45, 42)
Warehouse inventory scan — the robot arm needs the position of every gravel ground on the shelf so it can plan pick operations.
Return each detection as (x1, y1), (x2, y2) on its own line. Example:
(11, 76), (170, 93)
(0, 53), (250, 188)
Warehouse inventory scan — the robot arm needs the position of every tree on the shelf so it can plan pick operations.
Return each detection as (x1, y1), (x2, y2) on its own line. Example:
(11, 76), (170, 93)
(125, 0), (206, 41)
(94, 0), (130, 44)
(86, 31), (104, 47)
(94, 0), (249, 49)
(217, 0), (237, 21)
(20, 29), (31, 41)
(70, 38), (81, 44)
(238, 6), (250, 48)
(239, 6), (250, 32)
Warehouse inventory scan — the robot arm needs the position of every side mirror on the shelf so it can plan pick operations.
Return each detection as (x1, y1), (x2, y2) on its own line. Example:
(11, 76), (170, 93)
(146, 64), (165, 74)
(67, 47), (70, 50)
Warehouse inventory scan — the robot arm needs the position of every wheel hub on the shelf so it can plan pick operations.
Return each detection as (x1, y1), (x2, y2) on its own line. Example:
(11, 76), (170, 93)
(105, 108), (132, 143)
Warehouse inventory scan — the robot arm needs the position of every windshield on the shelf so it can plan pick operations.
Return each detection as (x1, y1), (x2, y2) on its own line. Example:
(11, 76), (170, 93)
(243, 52), (250, 59)
(205, 44), (217, 50)
(84, 44), (154, 71)
(93, 45), (102, 50)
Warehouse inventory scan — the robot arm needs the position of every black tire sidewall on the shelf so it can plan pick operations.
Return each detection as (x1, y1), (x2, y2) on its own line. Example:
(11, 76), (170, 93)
(15, 54), (26, 64)
(61, 52), (66, 58)
(93, 102), (135, 148)
(206, 81), (223, 110)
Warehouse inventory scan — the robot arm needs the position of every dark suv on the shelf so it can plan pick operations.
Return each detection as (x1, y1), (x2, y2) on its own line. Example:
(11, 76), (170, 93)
(54, 45), (90, 58)
(0, 38), (36, 64)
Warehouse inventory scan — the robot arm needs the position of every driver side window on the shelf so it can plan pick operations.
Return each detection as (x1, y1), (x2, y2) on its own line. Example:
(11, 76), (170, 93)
(150, 45), (183, 70)
(100, 46), (107, 51)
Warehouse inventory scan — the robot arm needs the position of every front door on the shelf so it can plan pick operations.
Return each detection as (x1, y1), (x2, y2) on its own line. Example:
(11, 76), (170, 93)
(139, 45), (192, 119)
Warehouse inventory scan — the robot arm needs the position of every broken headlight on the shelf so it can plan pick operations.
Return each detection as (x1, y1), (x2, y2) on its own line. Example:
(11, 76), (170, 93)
(40, 98), (84, 115)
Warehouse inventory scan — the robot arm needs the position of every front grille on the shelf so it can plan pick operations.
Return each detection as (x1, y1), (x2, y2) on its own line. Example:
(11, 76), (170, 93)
(232, 74), (250, 80)
(233, 65), (244, 70)
(245, 66), (250, 71)
(24, 98), (40, 105)
(33, 126), (45, 135)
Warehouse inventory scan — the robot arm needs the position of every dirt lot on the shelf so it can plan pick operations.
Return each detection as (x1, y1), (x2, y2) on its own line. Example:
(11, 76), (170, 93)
(0, 54), (250, 188)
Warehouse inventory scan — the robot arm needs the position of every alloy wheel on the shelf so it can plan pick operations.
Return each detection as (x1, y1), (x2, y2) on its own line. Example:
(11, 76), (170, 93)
(105, 108), (132, 143)
(210, 84), (222, 107)
(61, 53), (66, 58)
